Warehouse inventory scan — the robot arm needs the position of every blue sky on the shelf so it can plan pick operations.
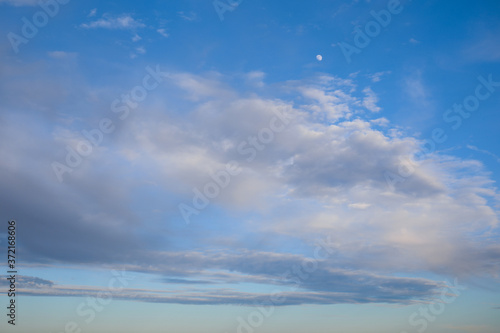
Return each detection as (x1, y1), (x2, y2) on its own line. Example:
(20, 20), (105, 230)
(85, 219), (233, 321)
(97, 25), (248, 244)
(1, 0), (500, 332)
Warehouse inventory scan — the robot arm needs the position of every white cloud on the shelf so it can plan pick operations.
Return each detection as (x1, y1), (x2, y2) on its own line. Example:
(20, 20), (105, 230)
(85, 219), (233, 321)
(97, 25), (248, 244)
(132, 33), (142, 42)
(466, 145), (500, 163)
(244, 71), (266, 87)
(88, 8), (97, 17)
(157, 28), (169, 38)
(462, 30), (500, 63)
(348, 203), (371, 209)
(177, 11), (197, 21)
(362, 87), (381, 112)
(135, 71), (496, 278)
(370, 71), (391, 82)
(81, 14), (145, 30)
(404, 71), (432, 108)
(293, 76), (358, 121)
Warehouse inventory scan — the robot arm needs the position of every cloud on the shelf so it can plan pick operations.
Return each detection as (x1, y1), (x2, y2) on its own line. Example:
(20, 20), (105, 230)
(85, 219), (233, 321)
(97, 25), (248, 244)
(244, 71), (266, 87)
(362, 87), (381, 112)
(369, 71), (391, 82)
(461, 26), (500, 63)
(0, 275), (54, 288)
(0, 254), (446, 306)
(106, 71), (498, 279)
(0, 59), (498, 307)
(157, 28), (169, 38)
(405, 74), (428, 102)
(292, 75), (358, 120)
(10, 285), (439, 306)
(348, 203), (371, 209)
(81, 14), (145, 30)
(0, 0), (38, 6)
(132, 34), (142, 42)
(47, 51), (77, 59)
(177, 11), (197, 22)
(160, 278), (217, 284)
(467, 145), (500, 163)
(404, 70), (434, 111)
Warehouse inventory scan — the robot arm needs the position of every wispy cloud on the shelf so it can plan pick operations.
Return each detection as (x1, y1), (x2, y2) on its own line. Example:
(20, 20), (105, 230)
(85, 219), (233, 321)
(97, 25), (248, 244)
(362, 87), (381, 112)
(405, 74), (429, 104)
(81, 14), (145, 30)
(461, 25), (500, 63)
(132, 33), (142, 42)
(47, 51), (77, 59)
(177, 11), (198, 22)
(369, 71), (391, 83)
(0, 263), (446, 306)
(467, 145), (500, 163)
(157, 28), (169, 38)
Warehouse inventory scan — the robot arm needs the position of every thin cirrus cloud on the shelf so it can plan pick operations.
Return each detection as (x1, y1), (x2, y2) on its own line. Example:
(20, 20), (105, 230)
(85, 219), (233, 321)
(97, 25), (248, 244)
(81, 14), (145, 30)
(157, 28), (169, 38)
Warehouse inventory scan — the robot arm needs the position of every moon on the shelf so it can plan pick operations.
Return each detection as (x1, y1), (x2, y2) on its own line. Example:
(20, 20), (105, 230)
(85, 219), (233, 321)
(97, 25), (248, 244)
(316, 54), (323, 61)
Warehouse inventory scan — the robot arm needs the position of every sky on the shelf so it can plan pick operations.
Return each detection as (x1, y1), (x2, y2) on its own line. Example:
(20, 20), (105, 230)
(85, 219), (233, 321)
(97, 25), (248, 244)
(0, 0), (500, 332)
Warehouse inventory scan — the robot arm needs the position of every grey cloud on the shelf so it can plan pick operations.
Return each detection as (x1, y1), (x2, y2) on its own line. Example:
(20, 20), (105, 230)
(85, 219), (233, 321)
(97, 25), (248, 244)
(0, 275), (54, 288)
(159, 278), (217, 284)
(5, 265), (444, 306)
(85, 250), (446, 304)
(15, 287), (438, 306)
